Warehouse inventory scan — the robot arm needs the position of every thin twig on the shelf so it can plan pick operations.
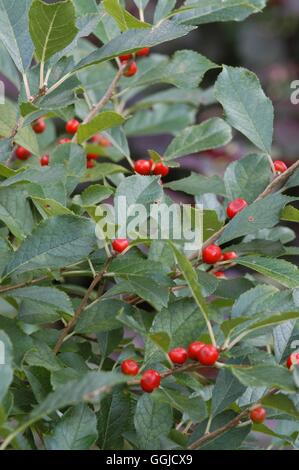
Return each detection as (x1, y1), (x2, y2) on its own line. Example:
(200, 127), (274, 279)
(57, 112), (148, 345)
(53, 256), (114, 354)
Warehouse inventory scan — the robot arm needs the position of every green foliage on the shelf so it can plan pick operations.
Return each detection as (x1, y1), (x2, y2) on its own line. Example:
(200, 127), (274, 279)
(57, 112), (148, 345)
(0, 0), (297, 452)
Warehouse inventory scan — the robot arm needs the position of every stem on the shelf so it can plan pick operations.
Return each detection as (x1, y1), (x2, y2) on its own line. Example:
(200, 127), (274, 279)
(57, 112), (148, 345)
(53, 256), (114, 354)
(44, 67), (52, 86)
(139, 7), (145, 22)
(23, 73), (32, 101)
(39, 61), (45, 90)
(82, 63), (127, 124)
(45, 72), (72, 96)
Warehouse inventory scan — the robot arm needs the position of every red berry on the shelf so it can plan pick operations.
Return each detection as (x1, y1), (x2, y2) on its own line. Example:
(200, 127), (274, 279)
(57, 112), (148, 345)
(15, 146), (31, 160)
(227, 198), (248, 219)
(40, 154), (49, 166)
(197, 344), (219, 366)
(65, 119), (79, 134)
(214, 271), (225, 278)
(168, 347), (188, 364)
(91, 134), (112, 147)
(121, 359), (139, 376)
(202, 244), (222, 264)
(188, 341), (205, 360)
(223, 251), (238, 261)
(119, 53), (133, 62)
(153, 162), (169, 177)
(134, 159), (152, 175)
(136, 47), (150, 57)
(274, 160), (287, 174)
(286, 352), (299, 369)
(87, 153), (98, 161)
(86, 160), (95, 169)
(140, 370), (161, 393)
(58, 137), (71, 145)
(123, 61), (138, 77)
(112, 238), (129, 253)
(250, 407), (266, 424)
(32, 118), (46, 134)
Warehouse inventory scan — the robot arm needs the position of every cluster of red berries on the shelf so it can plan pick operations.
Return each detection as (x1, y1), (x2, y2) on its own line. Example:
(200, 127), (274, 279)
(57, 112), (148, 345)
(134, 159), (169, 177)
(119, 47), (150, 78)
(121, 341), (219, 393)
(202, 244), (237, 265)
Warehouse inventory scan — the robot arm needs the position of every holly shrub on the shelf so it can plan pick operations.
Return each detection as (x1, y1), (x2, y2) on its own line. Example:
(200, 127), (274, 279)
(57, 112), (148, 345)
(0, 0), (298, 452)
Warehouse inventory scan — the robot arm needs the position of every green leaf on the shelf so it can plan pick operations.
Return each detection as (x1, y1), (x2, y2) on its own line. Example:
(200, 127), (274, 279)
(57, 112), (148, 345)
(0, 331), (13, 404)
(232, 285), (278, 318)
(230, 364), (297, 392)
(0, 0), (34, 73)
(273, 321), (297, 363)
(128, 51), (217, 89)
(211, 368), (246, 417)
(97, 386), (132, 450)
(153, 388), (207, 423)
(75, 299), (128, 334)
(79, 185), (113, 207)
(175, 0), (266, 26)
(236, 256), (299, 288)
(24, 343), (62, 372)
(24, 371), (128, 429)
(261, 394), (299, 420)
(224, 154), (272, 203)
(134, 394), (173, 450)
(77, 112), (125, 144)
(214, 66), (273, 153)
(149, 332), (171, 353)
(7, 286), (74, 324)
(144, 299), (205, 365)
(164, 118), (232, 160)
(219, 194), (292, 244)
(164, 173), (226, 197)
(3, 215), (97, 278)
(168, 243), (212, 332)
(0, 187), (34, 239)
(76, 21), (194, 71)
(32, 197), (73, 217)
(125, 104), (196, 137)
(103, 0), (151, 31)
(45, 404), (97, 450)
(29, 0), (78, 62)
(154, 0), (176, 23)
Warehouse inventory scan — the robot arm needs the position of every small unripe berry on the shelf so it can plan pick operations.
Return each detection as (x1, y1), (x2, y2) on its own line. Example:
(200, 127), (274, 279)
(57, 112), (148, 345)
(32, 118), (46, 134)
(112, 238), (129, 253)
(286, 352), (299, 369)
(16, 146), (31, 160)
(168, 347), (188, 364)
(227, 198), (248, 219)
(223, 251), (238, 261)
(188, 341), (205, 360)
(250, 407), (266, 424)
(202, 244), (222, 264)
(134, 159), (152, 175)
(123, 61), (138, 77)
(274, 160), (287, 174)
(86, 160), (95, 169)
(140, 370), (161, 393)
(119, 53), (133, 62)
(121, 359), (139, 376)
(65, 119), (79, 134)
(136, 47), (150, 57)
(58, 137), (71, 145)
(40, 155), (49, 166)
(153, 162), (169, 177)
(197, 344), (219, 366)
